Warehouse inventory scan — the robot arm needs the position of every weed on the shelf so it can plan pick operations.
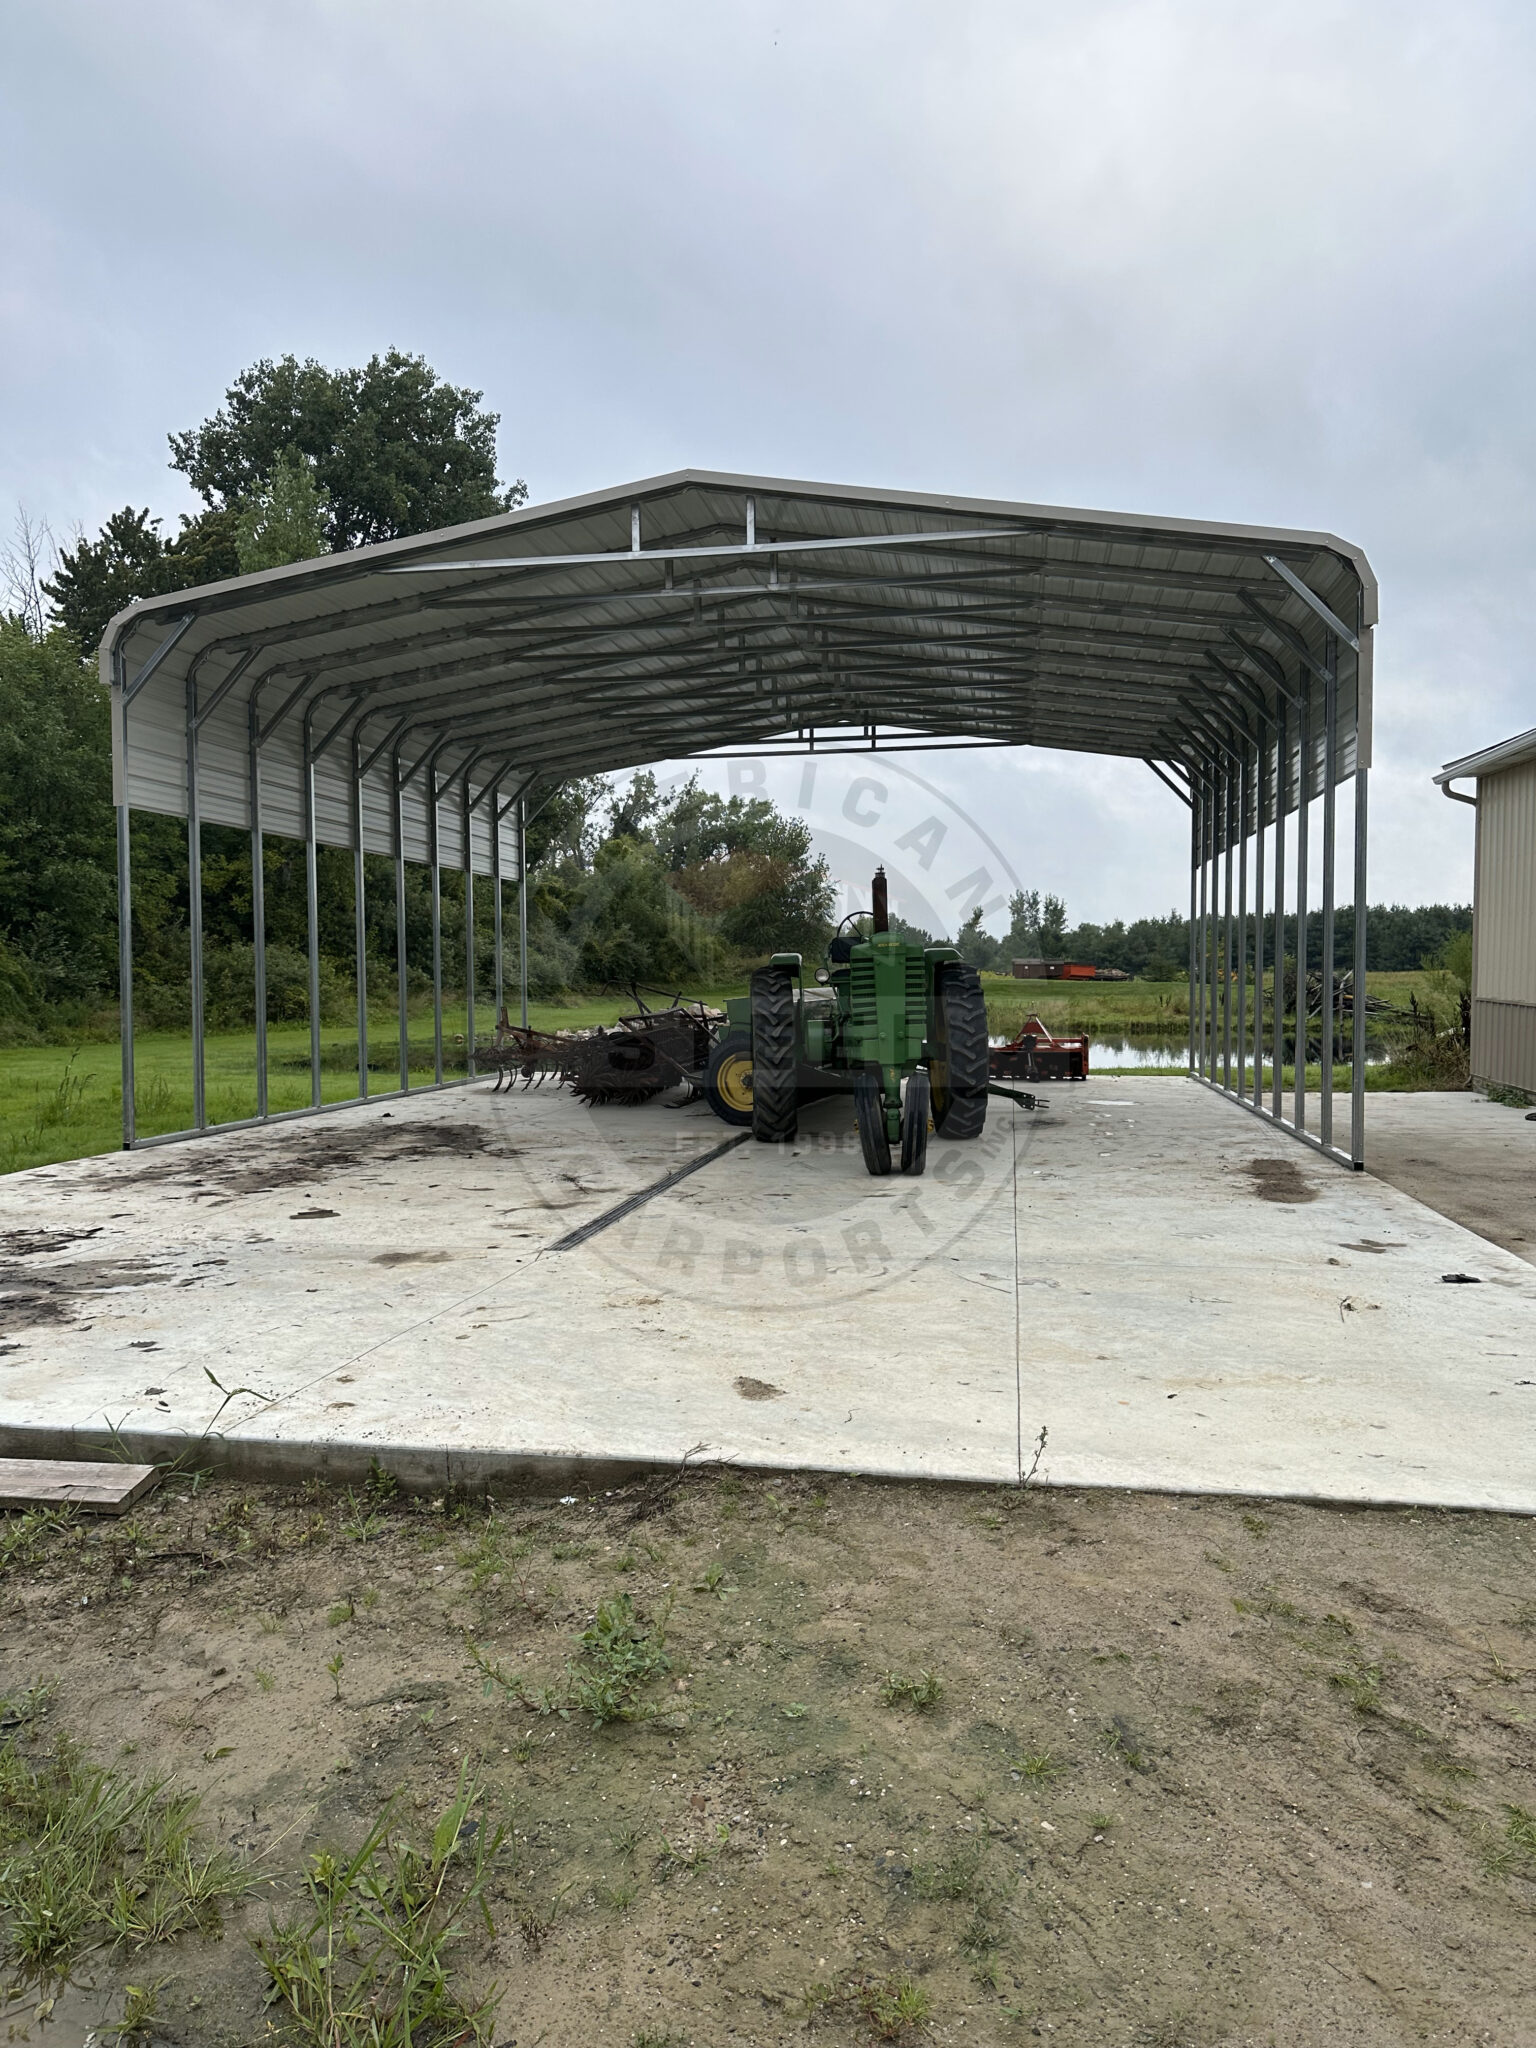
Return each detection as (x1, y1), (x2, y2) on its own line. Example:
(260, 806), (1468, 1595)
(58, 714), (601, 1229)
(0, 1729), (248, 1983)
(339, 1493), (387, 1543)
(1241, 1512), (1269, 1538)
(861, 1973), (931, 2040)
(0, 1680), (57, 1731)
(1087, 1811), (1116, 1833)
(1099, 1717), (1152, 1772)
(472, 1592), (671, 1727)
(692, 1561), (734, 1598)
(259, 1611), (283, 1635)
(880, 1670), (944, 1712)
(0, 1505), (76, 1578)
(1203, 1551), (1234, 1573)
(254, 1670), (275, 1695)
(1329, 1658), (1384, 1714)
(614, 1551), (637, 1572)
(971, 1955), (1003, 1990)
(609, 1825), (641, 1859)
(255, 1766), (501, 2047)
(1505, 1803), (1536, 1856)
(362, 1586), (381, 1612)
(363, 1456), (399, 1505)
(327, 1599), (355, 1627)
(103, 1976), (169, 2042)
(326, 1652), (345, 1703)
(911, 1845), (985, 1902)
(632, 2031), (685, 2048)
(782, 1702), (809, 1720)
(1011, 1750), (1065, 1783)
(551, 1541), (591, 1562)
(598, 1882), (637, 1909)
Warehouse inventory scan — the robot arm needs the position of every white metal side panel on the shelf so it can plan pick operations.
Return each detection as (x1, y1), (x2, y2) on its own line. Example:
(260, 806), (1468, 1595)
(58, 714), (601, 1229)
(1475, 759), (1536, 1006)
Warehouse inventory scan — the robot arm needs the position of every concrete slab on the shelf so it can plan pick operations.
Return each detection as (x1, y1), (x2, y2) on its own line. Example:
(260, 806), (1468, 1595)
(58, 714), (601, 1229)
(1361, 1087), (1536, 1261)
(1, 1078), (1533, 1512)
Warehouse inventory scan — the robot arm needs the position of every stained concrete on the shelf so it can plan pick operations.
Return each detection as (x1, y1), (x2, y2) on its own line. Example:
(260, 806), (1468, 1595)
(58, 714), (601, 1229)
(1362, 1087), (1536, 1261)
(0, 1078), (1532, 1511)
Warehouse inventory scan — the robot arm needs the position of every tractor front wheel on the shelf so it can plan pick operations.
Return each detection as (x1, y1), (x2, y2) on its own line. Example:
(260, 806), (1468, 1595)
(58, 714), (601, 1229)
(750, 969), (798, 1143)
(703, 1032), (754, 1127)
(930, 963), (989, 1139)
(901, 1069), (930, 1175)
(854, 1070), (892, 1176)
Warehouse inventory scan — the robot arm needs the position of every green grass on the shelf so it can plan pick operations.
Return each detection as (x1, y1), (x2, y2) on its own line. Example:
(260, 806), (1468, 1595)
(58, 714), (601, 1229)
(0, 985), (747, 1176)
(0, 1711), (250, 1986)
(0, 967), (1469, 1177)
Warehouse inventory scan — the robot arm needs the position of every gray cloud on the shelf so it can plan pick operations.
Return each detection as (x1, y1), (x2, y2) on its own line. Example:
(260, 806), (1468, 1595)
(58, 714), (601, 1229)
(5, 0), (1532, 918)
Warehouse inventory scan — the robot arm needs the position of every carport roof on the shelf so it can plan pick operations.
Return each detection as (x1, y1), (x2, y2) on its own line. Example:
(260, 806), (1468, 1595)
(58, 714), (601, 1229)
(104, 468), (1374, 805)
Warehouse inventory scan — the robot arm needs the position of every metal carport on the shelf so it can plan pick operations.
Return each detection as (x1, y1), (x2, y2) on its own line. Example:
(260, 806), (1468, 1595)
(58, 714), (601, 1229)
(102, 469), (1375, 1164)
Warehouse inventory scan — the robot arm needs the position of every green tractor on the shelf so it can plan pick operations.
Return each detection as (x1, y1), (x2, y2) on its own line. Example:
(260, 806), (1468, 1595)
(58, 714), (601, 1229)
(702, 868), (993, 1175)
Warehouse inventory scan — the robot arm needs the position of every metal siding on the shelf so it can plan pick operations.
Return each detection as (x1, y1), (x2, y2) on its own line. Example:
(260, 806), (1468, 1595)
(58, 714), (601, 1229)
(1475, 760), (1536, 1006)
(1472, 999), (1536, 1096)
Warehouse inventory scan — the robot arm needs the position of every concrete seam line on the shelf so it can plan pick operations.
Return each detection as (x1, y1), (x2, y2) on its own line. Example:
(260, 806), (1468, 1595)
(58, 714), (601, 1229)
(548, 1131), (753, 1252)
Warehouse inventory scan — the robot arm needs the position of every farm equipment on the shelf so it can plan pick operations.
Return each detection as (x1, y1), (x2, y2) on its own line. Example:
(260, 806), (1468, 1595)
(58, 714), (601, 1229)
(702, 867), (1042, 1177)
(488, 990), (718, 1104)
(989, 1016), (1090, 1084)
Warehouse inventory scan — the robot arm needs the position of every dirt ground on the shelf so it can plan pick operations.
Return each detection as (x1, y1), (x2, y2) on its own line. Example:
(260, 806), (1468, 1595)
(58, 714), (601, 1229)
(2, 1466), (1534, 2048)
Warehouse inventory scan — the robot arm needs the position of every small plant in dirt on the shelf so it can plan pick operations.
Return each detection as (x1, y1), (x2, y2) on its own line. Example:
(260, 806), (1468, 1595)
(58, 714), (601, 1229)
(326, 1651), (345, 1702)
(1329, 1657), (1384, 1714)
(692, 1561), (734, 1598)
(339, 1492), (387, 1543)
(804, 1972), (931, 2041)
(363, 1455), (399, 1505)
(1099, 1717), (1152, 1772)
(0, 1726), (249, 1985)
(1240, 1512), (1269, 1538)
(879, 1670), (944, 1712)
(861, 1974), (931, 2040)
(104, 1976), (169, 2043)
(255, 1767), (502, 2047)
(1011, 1749), (1065, 1783)
(471, 1592), (671, 1726)
(0, 1505), (76, 1578)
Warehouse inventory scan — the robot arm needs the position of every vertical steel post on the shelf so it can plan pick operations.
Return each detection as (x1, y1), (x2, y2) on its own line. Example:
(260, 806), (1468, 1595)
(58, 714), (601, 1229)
(393, 746), (409, 1094)
(303, 712), (322, 1111)
(1187, 779), (1199, 1077)
(1221, 763), (1233, 1089)
(429, 763), (444, 1086)
(492, 777), (505, 1021)
(463, 773), (476, 1076)
(352, 733), (369, 1102)
(114, 649), (136, 1148)
(186, 670), (207, 1131)
(1271, 698), (1287, 1120)
(1252, 734), (1266, 1108)
(1204, 770), (1212, 1081)
(517, 794), (529, 1029)
(1236, 750), (1248, 1097)
(1351, 760), (1369, 1168)
(1319, 637), (1339, 1153)
(1293, 685), (1311, 1133)
(248, 691), (269, 1120)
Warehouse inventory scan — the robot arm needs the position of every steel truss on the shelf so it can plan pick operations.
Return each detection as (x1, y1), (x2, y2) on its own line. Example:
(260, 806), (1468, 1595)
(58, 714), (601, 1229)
(104, 470), (1374, 1163)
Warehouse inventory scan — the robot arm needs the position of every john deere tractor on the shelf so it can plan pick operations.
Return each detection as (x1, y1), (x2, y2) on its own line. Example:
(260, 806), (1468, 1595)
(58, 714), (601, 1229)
(702, 868), (991, 1175)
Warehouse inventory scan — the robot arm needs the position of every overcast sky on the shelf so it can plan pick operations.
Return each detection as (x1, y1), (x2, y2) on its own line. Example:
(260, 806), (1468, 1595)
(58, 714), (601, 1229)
(4, 0), (1532, 924)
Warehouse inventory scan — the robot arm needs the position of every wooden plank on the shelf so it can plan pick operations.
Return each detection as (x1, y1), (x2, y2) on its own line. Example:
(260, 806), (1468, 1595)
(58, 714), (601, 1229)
(0, 1458), (160, 1515)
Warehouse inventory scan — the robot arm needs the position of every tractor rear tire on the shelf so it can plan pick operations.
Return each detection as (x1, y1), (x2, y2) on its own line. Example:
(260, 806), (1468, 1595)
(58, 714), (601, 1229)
(930, 963), (989, 1139)
(703, 1032), (754, 1128)
(901, 1068), (930, 1175)
(855, 1070), (892, 1176)
(750, 968), (798, 1144)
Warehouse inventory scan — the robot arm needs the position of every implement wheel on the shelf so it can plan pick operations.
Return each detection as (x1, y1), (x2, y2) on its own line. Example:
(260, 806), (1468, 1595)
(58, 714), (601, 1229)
(930, 963), (989, 1139)
(703, 1032), (754, 1128)
(854, 1070), (892, 1177)
(901, 1068), (930, 1176)
(750, 968), (798, 1143)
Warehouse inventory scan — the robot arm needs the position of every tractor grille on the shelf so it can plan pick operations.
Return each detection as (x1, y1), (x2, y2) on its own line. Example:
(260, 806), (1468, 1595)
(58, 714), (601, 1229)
(849, 957), (877, 1029)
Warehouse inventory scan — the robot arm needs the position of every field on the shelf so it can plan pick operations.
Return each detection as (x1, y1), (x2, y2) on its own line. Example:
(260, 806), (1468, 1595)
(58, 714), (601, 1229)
(0, 973), (1465, 1179)
(2, 1467), (1533, 2046)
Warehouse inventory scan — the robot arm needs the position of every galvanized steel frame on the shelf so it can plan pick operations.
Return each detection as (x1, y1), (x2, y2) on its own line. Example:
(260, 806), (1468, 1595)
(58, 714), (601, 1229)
(103, 470), (1374, 1160)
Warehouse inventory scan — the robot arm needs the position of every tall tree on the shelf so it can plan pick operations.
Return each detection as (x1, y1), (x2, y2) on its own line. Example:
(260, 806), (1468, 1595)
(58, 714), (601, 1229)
(234, 448), (330, 572)
(169, 349), (527, 552)
(43, 506), (241, 653)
